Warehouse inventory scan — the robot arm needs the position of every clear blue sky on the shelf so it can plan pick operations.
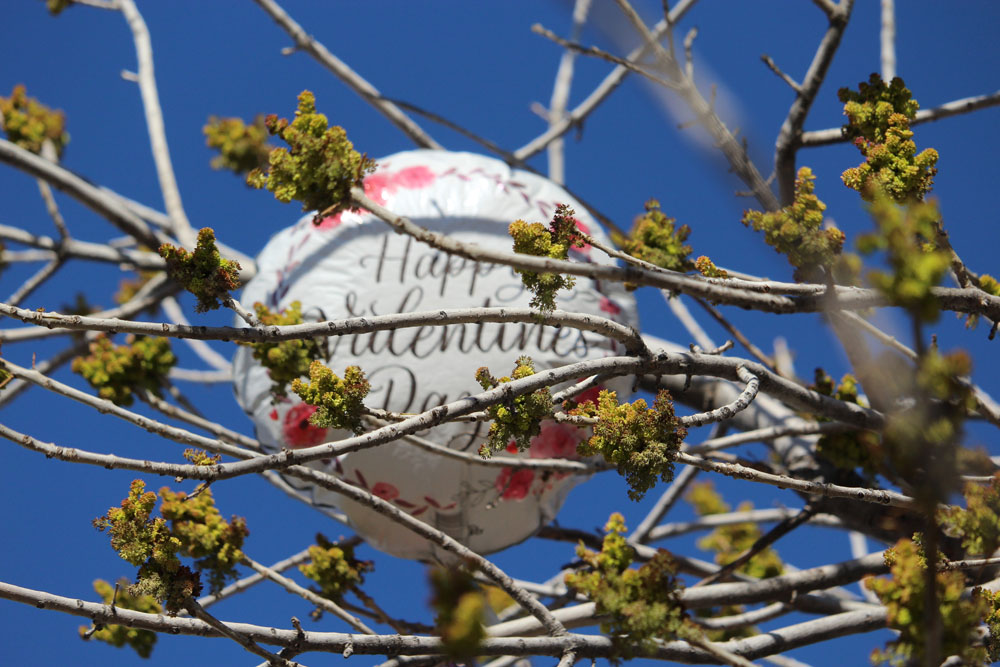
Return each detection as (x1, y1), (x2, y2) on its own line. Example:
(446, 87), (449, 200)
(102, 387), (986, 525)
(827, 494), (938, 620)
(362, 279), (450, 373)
(1, 1), (998, 665)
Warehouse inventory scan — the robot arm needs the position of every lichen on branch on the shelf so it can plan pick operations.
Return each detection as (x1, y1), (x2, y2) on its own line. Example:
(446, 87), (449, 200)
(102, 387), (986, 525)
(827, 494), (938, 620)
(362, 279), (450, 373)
(509, 204), (587, 312)
(158, 227), (242, 313)
(291, 360), (370, 434)
(203, 115), (272, 176)
(247, 90), (376, 222)
(0, 84), (69, 156)
(239, 301), (323, 399)
(839, 74), (938, 203)
(576, 390), (685, 501)
(72, 334), (176, 406)
(742, 167), (844, 282)
(475, 356), (552, 457)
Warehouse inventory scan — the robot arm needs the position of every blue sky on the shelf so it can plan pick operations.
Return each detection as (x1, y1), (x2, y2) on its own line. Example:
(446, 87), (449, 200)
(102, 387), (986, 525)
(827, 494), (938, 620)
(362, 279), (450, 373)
(1, 1), (999, 665)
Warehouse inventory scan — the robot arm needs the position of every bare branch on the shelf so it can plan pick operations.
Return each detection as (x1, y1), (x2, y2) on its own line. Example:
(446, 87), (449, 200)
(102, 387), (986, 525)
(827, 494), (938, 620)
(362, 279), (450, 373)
(0, 223), (166, 270)
(880, 0), (896, 81)
(117, 0), (197, 248)
(0, 302), (649, 355)
(6, 258), (62, 307)
(675, 452), (920, 510)
(774, 0), (856, 203)
(0, 579), (891, 660)
(681, 365), (759, 428)
(0, 138), (162, 249)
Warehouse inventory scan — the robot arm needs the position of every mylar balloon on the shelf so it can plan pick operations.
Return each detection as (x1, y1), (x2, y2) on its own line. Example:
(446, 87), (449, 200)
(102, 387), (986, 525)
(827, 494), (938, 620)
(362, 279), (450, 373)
(233, 150), (638, 561)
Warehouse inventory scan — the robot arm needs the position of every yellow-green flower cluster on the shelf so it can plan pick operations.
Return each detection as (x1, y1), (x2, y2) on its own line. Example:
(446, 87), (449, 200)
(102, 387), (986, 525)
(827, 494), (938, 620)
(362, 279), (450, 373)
(203, 115), (272, 176)
(509, 204), (587, 312)
(92, 480), (201, 614)
(0, 84), (69, 156)
(428, 565), (486, 661)
(867, 538), (993, 666)
(72, 334), (176, 406)
(857, 196), (951, 322)
(247, 90), (375, 222)
(44, 0), (72, 15)
(158, 227), (242, 313)
(812, 369), (880, 476)
(241, 301), (322, 399)
(299, 536), (371, 605)
(291, 360), (370, 434)
(940, 475), (1000, 557)
(475, 356), (552, 456)
(80, 579), (161, 658)
(565, 514), (685, 657)
(577, 390), (685, 500)
(742, 167), (844, 282)
(93, 480), (251, 614)
(615, 199), (693, 272)
(159, 486), (249, 596)
(881, 348), (973, 506)
(839, 74), (938, 203)
(694, 255), (727, 278)
(687, 481), (784, 580)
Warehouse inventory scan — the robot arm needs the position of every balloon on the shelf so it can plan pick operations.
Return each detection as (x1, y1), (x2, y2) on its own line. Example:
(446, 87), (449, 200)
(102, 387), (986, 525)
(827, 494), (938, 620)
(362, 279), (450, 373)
(233, 150), (638, 561)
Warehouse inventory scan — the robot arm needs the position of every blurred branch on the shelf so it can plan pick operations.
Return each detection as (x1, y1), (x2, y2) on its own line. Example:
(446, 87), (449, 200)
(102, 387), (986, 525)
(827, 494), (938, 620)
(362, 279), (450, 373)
(546, 0), (592, 185)
(514, 0), (699, 161)
(880, 0), (896, 81)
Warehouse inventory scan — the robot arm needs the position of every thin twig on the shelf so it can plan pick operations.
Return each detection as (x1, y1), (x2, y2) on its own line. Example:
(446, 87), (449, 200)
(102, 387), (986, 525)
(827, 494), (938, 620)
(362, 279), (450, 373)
(250, 0), (442, 150)
(531, 24), (681, 91)
(6, 258), (62, 307)
(799, 89), (1000, 148)
(198, 549), (314, 609)
(243, 556), (375, 634)
(693, 505), (817, 586)
(761, 54), (802, 93)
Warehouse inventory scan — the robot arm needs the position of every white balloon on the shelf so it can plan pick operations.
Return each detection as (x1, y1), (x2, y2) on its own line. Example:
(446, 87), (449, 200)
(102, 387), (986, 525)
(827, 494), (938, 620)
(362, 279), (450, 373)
(233, 150), (638, 561)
